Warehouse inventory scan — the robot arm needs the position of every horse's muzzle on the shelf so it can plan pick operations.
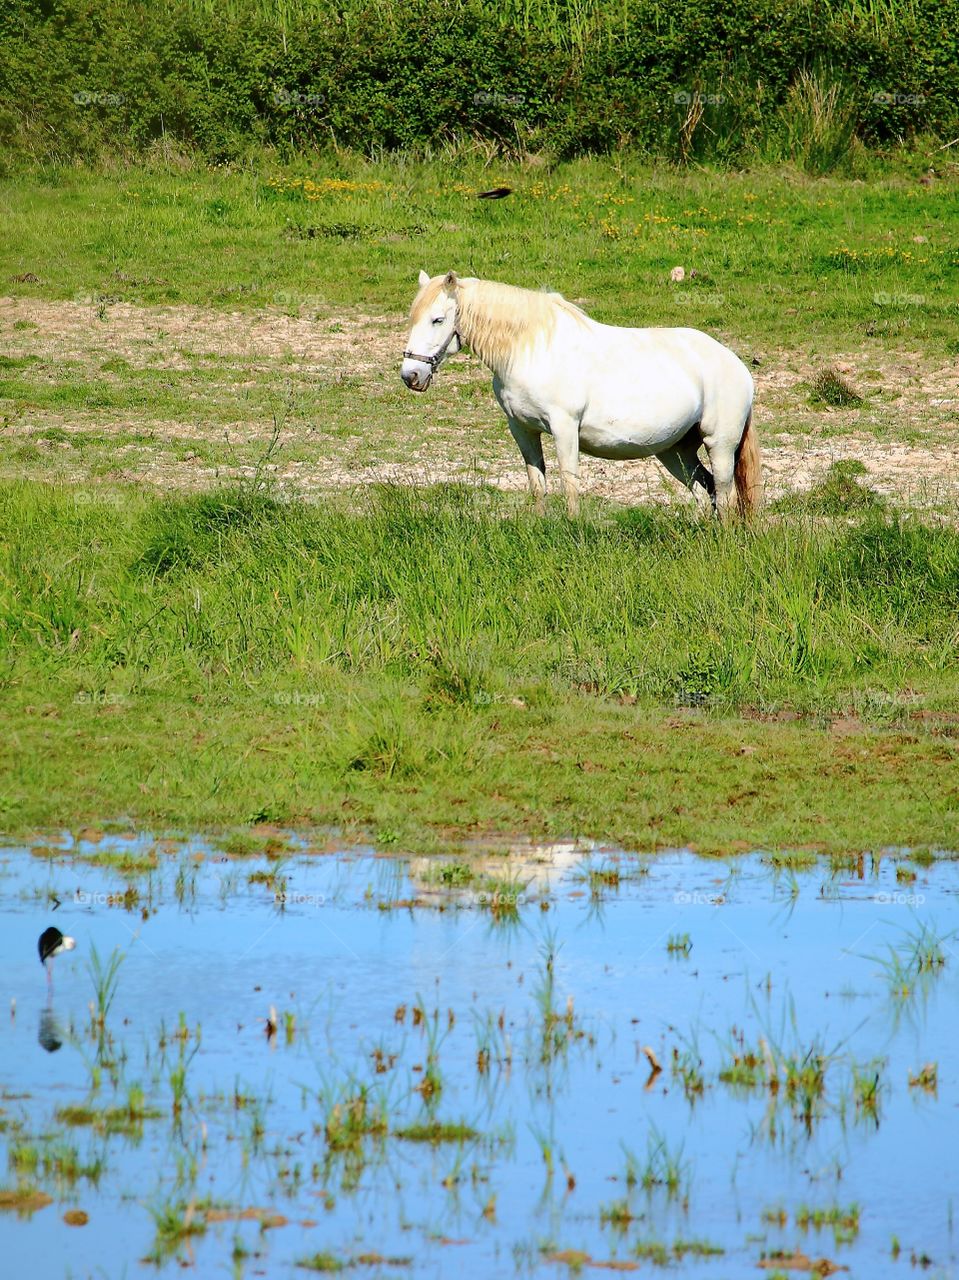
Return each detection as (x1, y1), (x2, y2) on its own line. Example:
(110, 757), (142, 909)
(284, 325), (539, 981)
(401, 365), (431, 392)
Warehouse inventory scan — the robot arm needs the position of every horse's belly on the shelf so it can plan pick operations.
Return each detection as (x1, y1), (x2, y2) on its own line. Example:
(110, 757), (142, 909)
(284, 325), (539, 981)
(578, 411), (697, 460)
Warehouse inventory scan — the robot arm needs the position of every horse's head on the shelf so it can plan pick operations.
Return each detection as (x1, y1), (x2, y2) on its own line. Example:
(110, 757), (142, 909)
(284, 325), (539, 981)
(401, 269), (462, 392)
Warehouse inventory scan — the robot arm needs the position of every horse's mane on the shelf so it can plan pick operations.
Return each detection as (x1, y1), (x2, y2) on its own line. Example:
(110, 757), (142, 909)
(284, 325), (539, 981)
(411, 276), (592, 369)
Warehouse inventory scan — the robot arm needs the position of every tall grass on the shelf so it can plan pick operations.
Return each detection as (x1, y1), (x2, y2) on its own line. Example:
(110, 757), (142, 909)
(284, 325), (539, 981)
(2, 481), (958, 712)
(161, 0), (921, 45)
(770, 72), (858, 174)
(160, 0), (669, 44)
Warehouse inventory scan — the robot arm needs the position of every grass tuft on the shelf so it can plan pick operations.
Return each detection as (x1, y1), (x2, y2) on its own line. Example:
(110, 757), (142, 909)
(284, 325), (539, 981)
(809, 368), (864, 407)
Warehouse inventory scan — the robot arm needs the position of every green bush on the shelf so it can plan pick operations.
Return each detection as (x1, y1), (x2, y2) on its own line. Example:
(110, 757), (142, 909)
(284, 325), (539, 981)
(1, 0), (958, 160)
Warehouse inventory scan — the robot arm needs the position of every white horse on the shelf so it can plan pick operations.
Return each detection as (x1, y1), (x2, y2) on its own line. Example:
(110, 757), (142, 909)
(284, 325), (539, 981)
(401, 271), (761, 518)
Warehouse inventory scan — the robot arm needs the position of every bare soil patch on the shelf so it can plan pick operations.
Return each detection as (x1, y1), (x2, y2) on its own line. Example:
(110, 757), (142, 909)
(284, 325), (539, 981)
(3, 296), (957, 508)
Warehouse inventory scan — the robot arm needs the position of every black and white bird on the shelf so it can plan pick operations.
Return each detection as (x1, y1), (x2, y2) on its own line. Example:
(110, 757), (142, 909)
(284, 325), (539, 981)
(38, 926), (75, 987)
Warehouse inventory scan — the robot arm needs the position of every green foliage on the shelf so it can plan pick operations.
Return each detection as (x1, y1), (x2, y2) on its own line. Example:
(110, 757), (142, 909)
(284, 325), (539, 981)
(1, 0), (958, 161)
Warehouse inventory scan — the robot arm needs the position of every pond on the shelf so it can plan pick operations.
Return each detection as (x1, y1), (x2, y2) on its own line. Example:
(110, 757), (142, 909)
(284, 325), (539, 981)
(1, 835), (956, 1277)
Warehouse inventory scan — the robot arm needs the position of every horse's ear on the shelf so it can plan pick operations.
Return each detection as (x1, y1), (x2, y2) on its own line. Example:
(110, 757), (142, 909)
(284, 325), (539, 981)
(444, 270), (459, 288)
(418, 269), (431, 287)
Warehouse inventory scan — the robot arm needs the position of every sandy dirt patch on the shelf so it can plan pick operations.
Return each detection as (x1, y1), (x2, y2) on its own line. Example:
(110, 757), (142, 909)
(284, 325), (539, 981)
(2, 296), (957, 508)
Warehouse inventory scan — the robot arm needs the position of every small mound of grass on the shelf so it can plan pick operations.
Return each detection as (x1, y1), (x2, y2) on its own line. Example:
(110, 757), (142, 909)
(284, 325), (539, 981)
(776, 461), (885, 516)
(135, 485), (281, 576)
(809, 367), (864, 407)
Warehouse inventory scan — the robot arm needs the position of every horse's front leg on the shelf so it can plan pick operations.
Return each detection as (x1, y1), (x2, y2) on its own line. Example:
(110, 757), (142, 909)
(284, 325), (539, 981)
(550, 416), (581, 517)
(506, 418), (547, 515)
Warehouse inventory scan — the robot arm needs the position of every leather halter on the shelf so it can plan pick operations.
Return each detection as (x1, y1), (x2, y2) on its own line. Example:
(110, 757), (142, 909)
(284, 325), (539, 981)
(403, 327), (461, 369)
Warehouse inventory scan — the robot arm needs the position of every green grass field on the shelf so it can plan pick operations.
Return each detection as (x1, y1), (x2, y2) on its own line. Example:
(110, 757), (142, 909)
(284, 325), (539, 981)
(3, 155), (957, 344)
(2, 480), (958, 853)
(2, 155), (958, 852)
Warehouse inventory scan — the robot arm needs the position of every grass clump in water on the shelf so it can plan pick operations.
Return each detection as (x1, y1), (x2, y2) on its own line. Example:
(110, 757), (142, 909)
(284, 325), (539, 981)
(297, 1254), (345, 1273)
(599, 1198), (635, 1230)
(634, 1238), (725, 1262)
(392, 1120), (478, 1143)
(795, 1202), (861, 1243)
(56, 1086), (163, 1137)
(871, 920), (954, 1001)
(0, 1185), (53, 1216)
(476, 872), (529, 920)
(323, 1087), (389, 1153)
(421, 860), (475, 889)
(146, 1198), (209, 1264)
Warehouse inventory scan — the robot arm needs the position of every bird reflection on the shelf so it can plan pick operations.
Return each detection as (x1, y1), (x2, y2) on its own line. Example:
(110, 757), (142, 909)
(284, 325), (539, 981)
(39, 1004), (64, 1053)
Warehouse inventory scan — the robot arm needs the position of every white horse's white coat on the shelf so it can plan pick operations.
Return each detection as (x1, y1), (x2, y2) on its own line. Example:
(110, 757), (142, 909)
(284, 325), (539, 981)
(401, 270), (760, 517)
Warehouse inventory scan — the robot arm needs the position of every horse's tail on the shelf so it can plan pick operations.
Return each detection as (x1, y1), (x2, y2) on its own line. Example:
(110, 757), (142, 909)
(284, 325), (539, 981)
(734, 408), (762, 518)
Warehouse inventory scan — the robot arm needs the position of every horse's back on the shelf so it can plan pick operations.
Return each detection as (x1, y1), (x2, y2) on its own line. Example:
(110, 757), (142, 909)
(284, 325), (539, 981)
(601, 322), (748, 371)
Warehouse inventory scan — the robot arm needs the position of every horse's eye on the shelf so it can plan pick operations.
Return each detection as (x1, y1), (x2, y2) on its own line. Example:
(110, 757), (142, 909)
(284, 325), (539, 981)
(432, 316), (444, 325)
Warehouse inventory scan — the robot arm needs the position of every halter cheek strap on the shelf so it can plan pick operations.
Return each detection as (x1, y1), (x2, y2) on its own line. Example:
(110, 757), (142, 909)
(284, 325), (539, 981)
(403, 328), (461, 368)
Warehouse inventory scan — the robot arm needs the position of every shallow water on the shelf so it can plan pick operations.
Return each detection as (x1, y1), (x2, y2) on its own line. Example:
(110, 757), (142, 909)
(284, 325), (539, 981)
(1, 836), (958, 1278)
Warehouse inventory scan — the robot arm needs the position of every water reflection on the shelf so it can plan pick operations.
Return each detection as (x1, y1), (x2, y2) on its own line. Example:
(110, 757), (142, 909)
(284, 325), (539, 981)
(0, 840), (957, 1279)
(38, 1003), (64, 1053)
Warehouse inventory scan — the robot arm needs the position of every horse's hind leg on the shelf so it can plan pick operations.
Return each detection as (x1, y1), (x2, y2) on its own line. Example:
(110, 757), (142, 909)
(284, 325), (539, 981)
(705, 442), (737, 520)
(657, 427), (715, 509)
(506, 418), (547, 514)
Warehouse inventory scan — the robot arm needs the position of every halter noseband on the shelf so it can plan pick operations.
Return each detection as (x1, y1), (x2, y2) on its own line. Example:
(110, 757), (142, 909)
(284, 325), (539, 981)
(403, 326), (461, 369)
